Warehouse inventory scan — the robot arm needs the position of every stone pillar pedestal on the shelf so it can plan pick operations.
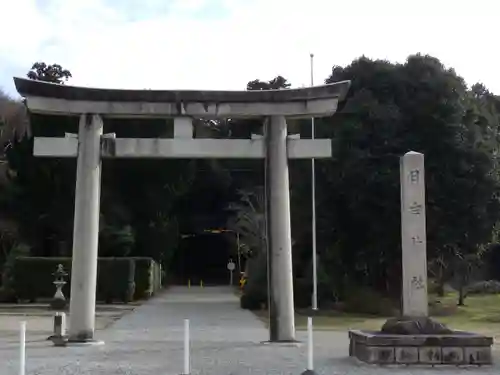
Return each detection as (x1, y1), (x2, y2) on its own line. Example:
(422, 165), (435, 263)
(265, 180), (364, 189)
(68, 114), (103, 343)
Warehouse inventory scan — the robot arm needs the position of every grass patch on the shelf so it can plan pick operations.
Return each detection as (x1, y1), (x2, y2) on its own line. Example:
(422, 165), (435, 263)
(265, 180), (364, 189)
(252, 293), (500, 338)
(432, 293), (500, 335)
(253, 310), (386, 331)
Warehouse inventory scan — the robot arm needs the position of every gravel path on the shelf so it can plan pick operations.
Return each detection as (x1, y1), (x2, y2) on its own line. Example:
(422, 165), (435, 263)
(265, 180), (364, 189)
(1, 286), (500, 374)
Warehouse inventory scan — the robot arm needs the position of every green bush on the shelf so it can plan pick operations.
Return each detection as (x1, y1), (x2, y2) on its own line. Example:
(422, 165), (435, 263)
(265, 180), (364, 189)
(240, 253), (268, 310)
(240, 292), (265, 310)
(0, 287), (17, 302)
(96, 258), (135, 303)
(12, 256), (161, 303)
(154, 262), (162, 290)
(466, 280), (500, 295)
(341, 287), (398, 316)
(294, 277), (311, 308)
(2, 244), (31, 294)
(132, 257), (161, 299)
(13, 257), (72, 302)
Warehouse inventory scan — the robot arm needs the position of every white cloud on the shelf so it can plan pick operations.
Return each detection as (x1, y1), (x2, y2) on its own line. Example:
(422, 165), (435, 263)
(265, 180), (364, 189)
(0, 0), (50, 64)
(0, 0), (499, 95)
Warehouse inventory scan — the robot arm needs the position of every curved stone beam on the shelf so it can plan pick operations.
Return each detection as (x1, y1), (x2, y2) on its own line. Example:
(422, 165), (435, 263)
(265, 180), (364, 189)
(13, 77), (350, 119)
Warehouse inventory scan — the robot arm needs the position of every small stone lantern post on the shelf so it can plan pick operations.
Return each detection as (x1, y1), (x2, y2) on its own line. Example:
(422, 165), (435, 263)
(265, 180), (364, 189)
(50, 264), (68, 311)
(49, 264), (68, 346)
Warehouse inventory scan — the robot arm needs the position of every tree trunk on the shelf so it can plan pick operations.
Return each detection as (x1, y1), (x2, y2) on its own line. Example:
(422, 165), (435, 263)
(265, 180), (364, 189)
(457, 273), (467, 306)
(436, 281), (445, 297)
(457, 286), (465, 306)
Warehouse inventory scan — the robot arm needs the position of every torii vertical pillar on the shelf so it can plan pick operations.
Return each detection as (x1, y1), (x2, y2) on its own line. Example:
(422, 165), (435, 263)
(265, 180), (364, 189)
(68, 114), (103, 343)
(267, 115), (295, 341)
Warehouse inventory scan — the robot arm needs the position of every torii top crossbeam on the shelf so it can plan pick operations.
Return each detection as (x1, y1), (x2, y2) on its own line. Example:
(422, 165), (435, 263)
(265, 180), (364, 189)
(14, 77), (350, 118)
(13, 77), (350, 159)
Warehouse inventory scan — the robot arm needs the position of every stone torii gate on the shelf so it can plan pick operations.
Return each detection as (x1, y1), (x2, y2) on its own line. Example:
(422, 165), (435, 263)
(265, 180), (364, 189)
(13, 77), (350, 344)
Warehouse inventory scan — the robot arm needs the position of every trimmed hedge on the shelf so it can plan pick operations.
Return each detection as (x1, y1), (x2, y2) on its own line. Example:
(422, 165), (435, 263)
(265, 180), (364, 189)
(13, 257), (72, 303)
(12, 257), (162, 303)
(97, 258), (135, 303)
(132, 257), (159, 300)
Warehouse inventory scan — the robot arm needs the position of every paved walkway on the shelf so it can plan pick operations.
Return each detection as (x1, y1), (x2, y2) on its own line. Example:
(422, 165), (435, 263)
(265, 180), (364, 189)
(2, 286), (500, 374)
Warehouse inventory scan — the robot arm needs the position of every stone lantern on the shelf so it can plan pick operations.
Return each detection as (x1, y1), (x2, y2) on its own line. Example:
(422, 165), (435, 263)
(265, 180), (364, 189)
(50, 264), (68, 311)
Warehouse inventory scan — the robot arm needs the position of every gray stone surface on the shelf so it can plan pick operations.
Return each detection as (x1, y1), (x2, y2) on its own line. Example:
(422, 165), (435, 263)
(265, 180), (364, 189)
(350, 329), (493, 346)
(465, 347), (492, 365)
(14, 77), (350, 104)
(0, 286), (500, 374)
(442, 347), (464, 364)
(419, 346), (442, 364)
(381, 316), (452, 335)
(400, 151), (428, 317)
(395, 347), (418, 364)
(350, 330), (493, 365)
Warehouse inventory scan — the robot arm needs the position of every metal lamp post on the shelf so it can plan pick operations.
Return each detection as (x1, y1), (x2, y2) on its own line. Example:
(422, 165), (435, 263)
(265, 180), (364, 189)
(310, 53), (318, 311)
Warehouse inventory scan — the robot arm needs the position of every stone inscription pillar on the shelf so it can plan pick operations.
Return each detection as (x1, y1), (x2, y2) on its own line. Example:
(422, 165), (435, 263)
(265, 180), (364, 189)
(68, 114), (103, 342)
(400, 151), (428, 317)
(267, 115), (295, 341)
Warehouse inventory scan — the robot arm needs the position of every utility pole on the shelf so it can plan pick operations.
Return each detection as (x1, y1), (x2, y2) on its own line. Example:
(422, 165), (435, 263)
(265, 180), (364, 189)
(310, 53), (318, 310)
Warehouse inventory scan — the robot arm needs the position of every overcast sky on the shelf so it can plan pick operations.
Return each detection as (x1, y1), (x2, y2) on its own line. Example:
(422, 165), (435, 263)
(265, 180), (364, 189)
(0, 0), (498, 97)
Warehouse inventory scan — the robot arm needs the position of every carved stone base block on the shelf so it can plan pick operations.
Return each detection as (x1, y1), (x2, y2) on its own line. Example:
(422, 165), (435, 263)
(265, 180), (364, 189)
(349, 330), (493, 365)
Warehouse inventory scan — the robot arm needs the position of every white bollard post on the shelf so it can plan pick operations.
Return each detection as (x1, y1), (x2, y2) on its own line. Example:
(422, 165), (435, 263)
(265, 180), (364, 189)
(50, 311), (68, 346)
(307, 317), (313, 370)
(19, 321), (26, 375)
(54, 312), (67, 337)
(301, 317), (317, 375)
(183, 318), (190, 375)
